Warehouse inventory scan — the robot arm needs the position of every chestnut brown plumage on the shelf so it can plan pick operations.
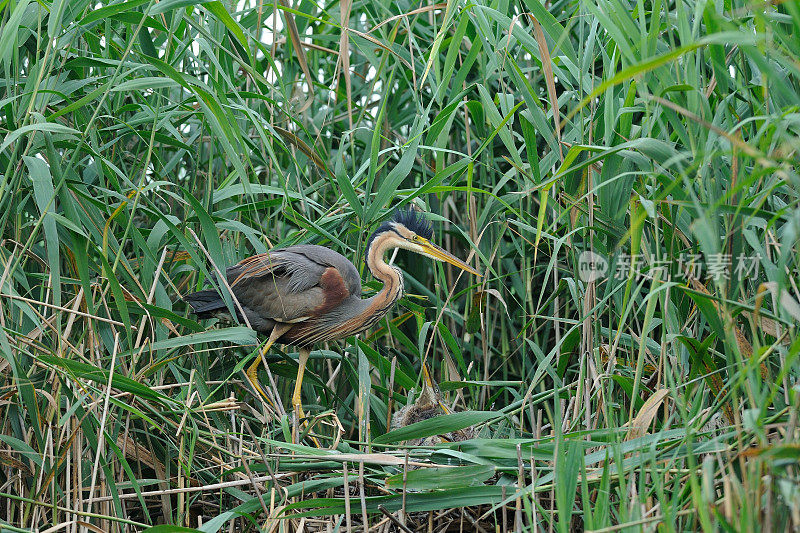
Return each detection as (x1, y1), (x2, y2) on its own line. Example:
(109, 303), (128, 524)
(184, 210), (479, 419)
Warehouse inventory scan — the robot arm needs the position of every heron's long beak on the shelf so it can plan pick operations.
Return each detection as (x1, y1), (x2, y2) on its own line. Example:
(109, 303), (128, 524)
(417, 240), (481, 277)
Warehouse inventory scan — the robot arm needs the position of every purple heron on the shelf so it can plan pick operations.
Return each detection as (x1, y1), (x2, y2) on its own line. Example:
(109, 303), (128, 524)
(184, 209), (479, 419)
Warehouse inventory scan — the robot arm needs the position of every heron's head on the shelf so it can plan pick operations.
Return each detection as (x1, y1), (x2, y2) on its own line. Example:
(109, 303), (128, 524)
(366, 209), (480, 276)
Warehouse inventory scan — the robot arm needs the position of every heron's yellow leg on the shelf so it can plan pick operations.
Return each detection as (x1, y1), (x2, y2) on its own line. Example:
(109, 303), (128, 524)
(292, 348), (311, 422)
(291, 348), (324, 447)
(245, 340), (276, 407)
(245, 324), (291, 408)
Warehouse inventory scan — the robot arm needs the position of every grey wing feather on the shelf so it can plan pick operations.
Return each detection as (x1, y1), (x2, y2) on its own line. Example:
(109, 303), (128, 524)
(227, 245), (361, 294)
(222, 245), (361, 326)
(279, 245), (362, 295)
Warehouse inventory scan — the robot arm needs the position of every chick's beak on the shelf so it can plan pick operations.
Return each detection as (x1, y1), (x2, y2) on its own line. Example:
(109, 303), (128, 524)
(421, 362), (451, 415)
(417, 239), (481, 277)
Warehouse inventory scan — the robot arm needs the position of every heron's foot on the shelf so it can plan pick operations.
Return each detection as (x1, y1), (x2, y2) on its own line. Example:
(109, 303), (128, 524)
(291, 389), (326, 447)
(291, 408), (324, 448)
(292, 390), (308, 432)
(290, 348), (316, 444)
(292, 397), (307, 425)
(244, 328), (288, 412)
(245, 356), (276, 410)
(291, 404), (304, 444)
(290, 393), (316, 444)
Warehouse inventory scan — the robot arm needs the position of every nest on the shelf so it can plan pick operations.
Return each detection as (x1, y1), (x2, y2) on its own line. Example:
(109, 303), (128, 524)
(390, 379), (476, 446)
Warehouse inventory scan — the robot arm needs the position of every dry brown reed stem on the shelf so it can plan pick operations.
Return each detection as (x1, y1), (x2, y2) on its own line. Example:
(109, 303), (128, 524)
(88, 472), (296, 503)
(1, 292), (129, 328)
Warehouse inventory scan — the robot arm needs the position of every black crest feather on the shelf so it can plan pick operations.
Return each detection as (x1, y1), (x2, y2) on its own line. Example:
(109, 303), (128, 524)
(365, 208), (433, 256)
(393, 208), (433, 239)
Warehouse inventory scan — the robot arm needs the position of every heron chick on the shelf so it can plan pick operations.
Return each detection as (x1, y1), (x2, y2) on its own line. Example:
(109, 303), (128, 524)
(184, 210), (479, 425)
(391, 363), (476, 445)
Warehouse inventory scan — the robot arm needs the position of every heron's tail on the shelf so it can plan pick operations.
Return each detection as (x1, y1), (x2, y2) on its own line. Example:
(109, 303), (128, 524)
(183, 289), (225, 317)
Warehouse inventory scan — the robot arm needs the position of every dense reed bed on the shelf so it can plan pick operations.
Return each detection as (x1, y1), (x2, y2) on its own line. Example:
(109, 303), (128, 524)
(1, 0), (799, 530)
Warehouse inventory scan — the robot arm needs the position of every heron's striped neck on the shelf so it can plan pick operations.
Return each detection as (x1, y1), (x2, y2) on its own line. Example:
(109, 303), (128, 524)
(356, 231), (405, 332)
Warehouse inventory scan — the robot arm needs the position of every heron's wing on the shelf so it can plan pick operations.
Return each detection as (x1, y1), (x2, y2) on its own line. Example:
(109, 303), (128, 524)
(228, 250), (321, 292)
(277, 244), (362, 295)
(224, 245), (358, 324)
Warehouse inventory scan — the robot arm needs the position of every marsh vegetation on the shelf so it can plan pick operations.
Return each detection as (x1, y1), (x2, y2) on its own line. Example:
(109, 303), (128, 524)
(1, 0), (799, 530)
